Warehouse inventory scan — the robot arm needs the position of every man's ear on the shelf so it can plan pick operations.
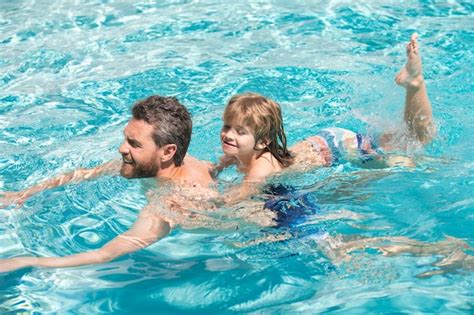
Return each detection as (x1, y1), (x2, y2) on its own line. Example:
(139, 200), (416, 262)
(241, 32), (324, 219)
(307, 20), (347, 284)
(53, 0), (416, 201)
(160, 144), (177, 163)
(255, 139), (271, 150)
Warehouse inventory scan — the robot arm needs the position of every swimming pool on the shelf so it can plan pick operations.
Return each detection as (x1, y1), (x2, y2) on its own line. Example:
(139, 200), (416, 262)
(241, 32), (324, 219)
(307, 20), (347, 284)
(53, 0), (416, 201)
(1, 0), (473, 313)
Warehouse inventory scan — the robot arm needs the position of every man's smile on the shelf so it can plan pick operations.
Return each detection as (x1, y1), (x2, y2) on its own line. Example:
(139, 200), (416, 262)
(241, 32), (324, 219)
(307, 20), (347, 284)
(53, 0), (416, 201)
(122, 156), (134, 164)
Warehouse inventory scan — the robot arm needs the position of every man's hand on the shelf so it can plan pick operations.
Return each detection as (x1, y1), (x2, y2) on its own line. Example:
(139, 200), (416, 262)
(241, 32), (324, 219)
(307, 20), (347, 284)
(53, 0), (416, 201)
(0, 256), (36, 273)
(0, 191), (27, 209)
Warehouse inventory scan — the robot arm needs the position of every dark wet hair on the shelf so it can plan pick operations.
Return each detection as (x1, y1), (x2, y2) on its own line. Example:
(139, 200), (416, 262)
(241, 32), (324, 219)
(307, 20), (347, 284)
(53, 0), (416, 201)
(132, 95), (192, 166)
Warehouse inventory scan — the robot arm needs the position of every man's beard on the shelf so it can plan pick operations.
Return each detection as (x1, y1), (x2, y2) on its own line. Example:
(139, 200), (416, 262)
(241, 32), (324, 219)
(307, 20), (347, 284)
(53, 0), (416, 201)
(120, 160), (159, 179)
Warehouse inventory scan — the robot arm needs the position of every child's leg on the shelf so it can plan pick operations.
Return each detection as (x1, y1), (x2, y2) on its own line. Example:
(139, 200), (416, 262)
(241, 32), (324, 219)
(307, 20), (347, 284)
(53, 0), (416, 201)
(381, 33), (435, 149)
(397, 33), (434, 144)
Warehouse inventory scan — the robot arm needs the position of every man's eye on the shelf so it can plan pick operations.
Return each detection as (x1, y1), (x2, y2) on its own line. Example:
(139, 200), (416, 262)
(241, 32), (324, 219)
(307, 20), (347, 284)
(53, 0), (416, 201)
(128, 140), (139, 148)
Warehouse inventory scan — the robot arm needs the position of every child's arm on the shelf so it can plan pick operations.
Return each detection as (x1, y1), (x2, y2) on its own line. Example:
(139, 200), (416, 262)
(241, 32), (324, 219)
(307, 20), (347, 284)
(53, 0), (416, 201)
(215, 157), (275, 206)
(217, 180), (262, 206)
(0, 207), (170, 272)
(0, 161), (121, 208)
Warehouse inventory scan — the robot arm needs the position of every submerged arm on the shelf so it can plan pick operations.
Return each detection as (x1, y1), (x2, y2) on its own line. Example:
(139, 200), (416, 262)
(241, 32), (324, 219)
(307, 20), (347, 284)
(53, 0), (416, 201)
(215, 153), (278, 206)
(0, 208), (170, 272)
(217, 180), (262, 206)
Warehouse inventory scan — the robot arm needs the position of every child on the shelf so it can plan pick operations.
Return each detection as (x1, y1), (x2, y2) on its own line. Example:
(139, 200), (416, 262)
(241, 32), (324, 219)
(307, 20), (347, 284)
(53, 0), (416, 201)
(213, 34), (434, 200)
(217, 93), (294, 181)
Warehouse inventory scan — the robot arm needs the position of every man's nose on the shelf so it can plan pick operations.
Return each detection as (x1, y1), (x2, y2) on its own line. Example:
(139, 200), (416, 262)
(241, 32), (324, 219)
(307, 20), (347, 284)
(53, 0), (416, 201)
(118, 141), (129, 155)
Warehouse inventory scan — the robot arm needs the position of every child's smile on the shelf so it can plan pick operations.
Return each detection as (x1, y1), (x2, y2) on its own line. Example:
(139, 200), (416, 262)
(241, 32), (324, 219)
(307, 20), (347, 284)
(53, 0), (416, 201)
(220, 123), (257, 158)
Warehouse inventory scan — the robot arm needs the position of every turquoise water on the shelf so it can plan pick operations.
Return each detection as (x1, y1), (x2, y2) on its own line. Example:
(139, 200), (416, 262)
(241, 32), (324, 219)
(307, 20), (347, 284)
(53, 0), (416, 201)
(1, 0), (473, 313)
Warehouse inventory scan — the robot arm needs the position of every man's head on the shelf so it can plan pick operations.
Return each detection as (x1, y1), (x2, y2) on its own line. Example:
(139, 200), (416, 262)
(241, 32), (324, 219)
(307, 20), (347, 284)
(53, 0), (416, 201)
(119, 95), (192, 178)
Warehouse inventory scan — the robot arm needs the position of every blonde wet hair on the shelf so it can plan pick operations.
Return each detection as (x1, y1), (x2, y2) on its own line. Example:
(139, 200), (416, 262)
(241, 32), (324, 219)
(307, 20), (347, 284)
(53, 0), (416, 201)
(223, 93), (294, 167)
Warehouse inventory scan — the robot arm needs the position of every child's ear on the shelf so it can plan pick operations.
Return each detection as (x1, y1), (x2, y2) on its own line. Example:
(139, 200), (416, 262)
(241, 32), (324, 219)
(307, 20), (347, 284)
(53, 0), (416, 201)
(255, 139), (271, 150)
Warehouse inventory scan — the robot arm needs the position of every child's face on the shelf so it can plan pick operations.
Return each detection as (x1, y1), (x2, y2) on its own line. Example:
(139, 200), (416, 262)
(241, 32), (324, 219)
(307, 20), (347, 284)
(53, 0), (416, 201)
(220, 120), (257, 159)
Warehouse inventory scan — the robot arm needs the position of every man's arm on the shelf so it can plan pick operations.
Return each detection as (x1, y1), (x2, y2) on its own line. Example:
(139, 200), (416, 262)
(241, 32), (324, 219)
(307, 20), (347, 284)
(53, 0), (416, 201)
(0, 207), (170, 272)
(0, 161), (121, 207)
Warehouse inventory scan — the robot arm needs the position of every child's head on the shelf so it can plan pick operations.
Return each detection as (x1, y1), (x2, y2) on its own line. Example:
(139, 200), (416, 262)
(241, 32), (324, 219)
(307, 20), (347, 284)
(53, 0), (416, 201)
(223, 93), (293, 167)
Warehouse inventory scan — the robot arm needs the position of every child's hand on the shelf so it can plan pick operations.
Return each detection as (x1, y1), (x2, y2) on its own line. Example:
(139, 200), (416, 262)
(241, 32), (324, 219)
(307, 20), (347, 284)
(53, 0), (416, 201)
(0, 191), (27, 209)
(218, 155), (238, 169)
(209, 155), (239, 178)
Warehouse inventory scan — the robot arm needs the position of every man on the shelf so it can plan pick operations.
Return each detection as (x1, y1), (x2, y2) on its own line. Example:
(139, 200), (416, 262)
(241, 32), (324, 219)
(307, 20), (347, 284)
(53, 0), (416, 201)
(0, 95), (218, 272)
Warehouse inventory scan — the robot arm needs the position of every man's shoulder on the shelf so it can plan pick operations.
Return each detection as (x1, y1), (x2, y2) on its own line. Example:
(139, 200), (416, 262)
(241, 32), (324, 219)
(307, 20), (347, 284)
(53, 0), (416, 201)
(181, 155), (214, 187)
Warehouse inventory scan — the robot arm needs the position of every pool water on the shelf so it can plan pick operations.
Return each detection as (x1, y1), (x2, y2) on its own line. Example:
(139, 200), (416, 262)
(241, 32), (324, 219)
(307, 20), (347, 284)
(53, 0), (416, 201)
(1, 0), (473, 313)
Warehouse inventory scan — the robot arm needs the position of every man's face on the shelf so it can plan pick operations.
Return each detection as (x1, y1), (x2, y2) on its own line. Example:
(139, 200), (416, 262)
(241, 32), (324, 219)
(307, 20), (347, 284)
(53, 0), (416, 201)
(118, 119), (161, 178)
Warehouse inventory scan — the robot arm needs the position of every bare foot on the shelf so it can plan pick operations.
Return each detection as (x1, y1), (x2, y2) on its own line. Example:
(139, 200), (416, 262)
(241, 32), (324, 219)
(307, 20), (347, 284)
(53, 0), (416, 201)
(395, 33), (424, 88)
